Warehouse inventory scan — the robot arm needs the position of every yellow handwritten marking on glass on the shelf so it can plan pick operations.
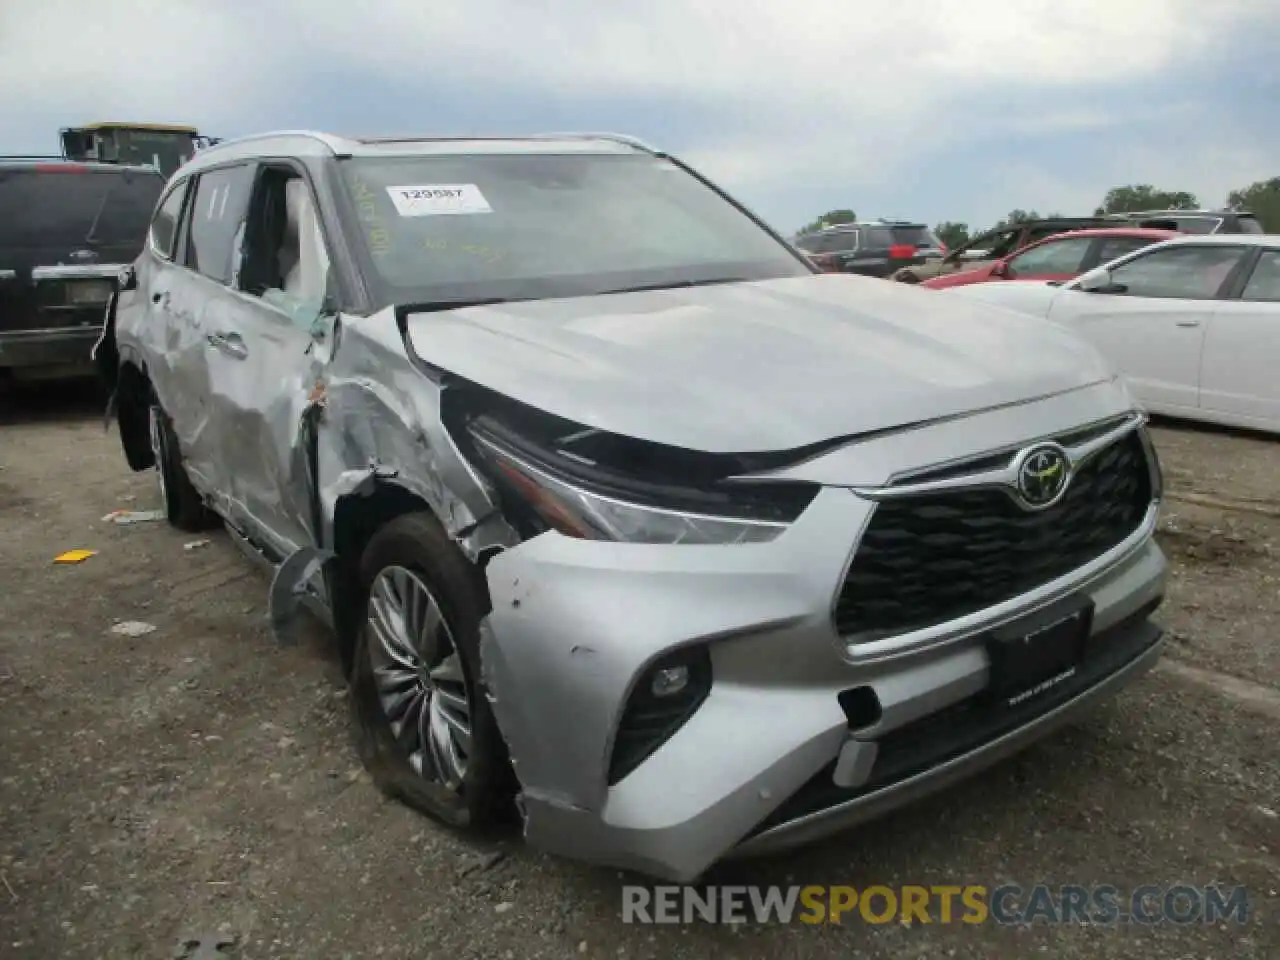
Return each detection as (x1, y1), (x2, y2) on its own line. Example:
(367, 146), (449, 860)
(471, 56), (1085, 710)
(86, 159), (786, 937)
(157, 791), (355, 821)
(351, 180), (391, 256)
(461, 243), (504, 264)
(421, 238), (504, 264)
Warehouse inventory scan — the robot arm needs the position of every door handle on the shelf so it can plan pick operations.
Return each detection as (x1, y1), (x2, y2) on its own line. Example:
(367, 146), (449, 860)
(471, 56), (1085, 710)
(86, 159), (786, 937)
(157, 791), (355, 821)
(206, 331), (249, 360)
(1175, 319), (1201, 327)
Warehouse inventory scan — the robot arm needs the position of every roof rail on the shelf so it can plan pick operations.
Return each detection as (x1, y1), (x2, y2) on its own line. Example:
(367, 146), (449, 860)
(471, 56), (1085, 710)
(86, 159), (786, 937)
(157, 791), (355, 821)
(532, 132), (660, 154)
(187, 129), (349, 155)
(1124, 208), (1218, 216)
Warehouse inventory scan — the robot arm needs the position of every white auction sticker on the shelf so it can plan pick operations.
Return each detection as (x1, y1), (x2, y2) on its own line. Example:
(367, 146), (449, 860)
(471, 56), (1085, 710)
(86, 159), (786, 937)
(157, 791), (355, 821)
(386, 184), (493, 217)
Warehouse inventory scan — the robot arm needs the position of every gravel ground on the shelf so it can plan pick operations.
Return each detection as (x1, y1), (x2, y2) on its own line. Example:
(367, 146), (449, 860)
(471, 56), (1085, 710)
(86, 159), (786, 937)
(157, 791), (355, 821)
(0, 383), (1277, 959)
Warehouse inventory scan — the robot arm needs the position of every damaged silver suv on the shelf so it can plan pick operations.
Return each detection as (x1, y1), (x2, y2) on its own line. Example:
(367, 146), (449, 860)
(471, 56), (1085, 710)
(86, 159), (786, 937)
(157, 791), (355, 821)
(98, 131), (1168, 882)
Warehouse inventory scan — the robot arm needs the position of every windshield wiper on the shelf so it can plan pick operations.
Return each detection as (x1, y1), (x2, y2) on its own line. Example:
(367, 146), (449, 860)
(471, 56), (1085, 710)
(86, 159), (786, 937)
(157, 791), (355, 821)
(596, 277), (750, 296)
(83, 184), (114, 247)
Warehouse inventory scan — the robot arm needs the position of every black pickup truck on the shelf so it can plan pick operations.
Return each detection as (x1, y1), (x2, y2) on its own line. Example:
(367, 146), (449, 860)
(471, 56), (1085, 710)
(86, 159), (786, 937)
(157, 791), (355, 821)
(0, 159), (163, 381)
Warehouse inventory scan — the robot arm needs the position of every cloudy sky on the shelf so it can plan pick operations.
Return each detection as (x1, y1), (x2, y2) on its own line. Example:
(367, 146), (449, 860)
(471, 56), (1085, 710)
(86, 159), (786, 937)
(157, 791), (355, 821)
(2, 0), (1277, 233)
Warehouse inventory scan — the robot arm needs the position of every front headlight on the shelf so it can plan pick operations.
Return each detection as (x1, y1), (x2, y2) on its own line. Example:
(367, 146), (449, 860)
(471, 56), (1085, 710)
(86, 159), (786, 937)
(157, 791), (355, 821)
(466, 417), (818, 545)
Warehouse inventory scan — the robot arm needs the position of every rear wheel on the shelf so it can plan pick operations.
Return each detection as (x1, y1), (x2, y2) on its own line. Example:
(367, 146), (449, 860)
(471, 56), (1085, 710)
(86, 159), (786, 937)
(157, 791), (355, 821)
(348, 512), (514, 828)
(149, 402), (217, 531)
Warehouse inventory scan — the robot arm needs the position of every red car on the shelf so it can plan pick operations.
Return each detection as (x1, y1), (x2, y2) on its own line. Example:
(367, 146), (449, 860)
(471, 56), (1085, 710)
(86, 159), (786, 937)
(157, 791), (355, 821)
(921, 227), (1180, 290)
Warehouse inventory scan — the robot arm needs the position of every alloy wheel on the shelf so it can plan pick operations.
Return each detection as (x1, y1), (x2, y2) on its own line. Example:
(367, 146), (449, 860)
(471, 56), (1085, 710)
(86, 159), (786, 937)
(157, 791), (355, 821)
(148, 406), (167, 507)
(365, 565), (472, 790)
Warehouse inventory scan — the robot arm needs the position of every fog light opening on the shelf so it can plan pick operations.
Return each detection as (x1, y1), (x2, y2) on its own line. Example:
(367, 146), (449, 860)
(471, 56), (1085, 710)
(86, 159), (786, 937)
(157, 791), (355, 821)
(650, 665), (690, 698)
(607, 645), (713, 786)
(838, 685), (882, 730)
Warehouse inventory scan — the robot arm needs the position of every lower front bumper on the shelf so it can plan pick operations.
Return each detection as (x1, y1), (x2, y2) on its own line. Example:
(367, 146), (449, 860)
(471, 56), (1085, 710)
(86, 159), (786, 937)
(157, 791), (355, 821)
(481, 495), (1166, 881)
(0, 326), (100, 371)
(732, 613), (1163, 860)
(507, 610), (1163, 881)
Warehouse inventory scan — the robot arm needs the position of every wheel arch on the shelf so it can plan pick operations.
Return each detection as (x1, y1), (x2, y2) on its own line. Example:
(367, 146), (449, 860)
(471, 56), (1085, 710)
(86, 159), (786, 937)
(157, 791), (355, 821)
(116, 357), (156, 471)
(326, 480), (498, 675)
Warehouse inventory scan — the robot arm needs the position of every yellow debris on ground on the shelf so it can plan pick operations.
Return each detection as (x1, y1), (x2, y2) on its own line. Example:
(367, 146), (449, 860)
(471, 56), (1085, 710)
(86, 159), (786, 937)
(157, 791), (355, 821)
(52, 549), (97, 564)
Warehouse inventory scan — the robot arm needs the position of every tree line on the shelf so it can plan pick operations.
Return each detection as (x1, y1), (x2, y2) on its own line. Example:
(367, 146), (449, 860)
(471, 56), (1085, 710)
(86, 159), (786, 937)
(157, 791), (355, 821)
(799, 179), (1280, 250)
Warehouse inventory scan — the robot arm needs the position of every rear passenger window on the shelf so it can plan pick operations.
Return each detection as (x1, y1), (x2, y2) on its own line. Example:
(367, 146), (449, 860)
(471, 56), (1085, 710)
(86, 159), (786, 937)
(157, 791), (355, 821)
(1241, 250), (1280, 302)
(150, 182), (189, 259)
(1093, 237), (1159, 265)
(1106, 245), (1245, 299)
(1007, 236), (1092, 276)
(803, 232), (855, 254)
(185, 164), (255, 284)
(828, 231), (858, 252)
(863, 227), (892, 249)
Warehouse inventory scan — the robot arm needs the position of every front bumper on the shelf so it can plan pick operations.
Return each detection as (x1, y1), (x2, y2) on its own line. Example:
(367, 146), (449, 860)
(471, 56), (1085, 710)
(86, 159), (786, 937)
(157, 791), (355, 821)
(479, 391), (1168, 882)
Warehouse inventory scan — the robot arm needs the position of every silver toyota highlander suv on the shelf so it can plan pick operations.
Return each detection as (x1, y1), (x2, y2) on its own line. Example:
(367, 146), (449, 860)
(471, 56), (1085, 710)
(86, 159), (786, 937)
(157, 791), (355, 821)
(96, 131), (1168, 882)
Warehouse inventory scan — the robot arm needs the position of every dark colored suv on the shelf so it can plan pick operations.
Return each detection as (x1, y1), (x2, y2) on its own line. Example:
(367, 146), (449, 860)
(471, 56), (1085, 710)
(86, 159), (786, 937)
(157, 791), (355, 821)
(0, 159), (164, 380)
(796, 220), (944, 278)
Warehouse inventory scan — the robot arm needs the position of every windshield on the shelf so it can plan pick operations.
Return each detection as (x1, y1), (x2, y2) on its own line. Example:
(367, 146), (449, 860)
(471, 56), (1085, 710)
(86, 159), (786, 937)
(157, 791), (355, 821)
(796, 231), (855, 254)
(983, 230), (1024, 259)
(339, 151), (809, 305)
(889, 225), (940, 248)
(1168, 216), (1222, 235)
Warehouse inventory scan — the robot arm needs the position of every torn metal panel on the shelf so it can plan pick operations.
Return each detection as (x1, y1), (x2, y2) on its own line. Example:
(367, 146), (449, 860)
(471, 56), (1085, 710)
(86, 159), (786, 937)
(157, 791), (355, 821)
(315, 309), (519, 562)
(197, 298), (332, 557)
(269, 546), (337, 646)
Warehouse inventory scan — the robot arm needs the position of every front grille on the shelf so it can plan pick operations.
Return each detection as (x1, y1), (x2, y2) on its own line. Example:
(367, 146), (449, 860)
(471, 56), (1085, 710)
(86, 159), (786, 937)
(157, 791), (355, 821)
(835, 430), (1152, 640)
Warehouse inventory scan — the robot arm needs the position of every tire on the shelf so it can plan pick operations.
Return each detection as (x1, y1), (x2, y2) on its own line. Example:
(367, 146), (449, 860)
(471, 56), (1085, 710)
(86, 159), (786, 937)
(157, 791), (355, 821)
(896, 272), (921, 284)
(149, 401), (217, 532)
(348, 512), (514, 828)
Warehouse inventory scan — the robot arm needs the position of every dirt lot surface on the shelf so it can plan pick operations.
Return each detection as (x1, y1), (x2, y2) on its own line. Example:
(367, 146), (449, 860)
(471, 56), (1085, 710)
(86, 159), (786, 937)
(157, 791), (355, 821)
(1, 382), (1277, 959)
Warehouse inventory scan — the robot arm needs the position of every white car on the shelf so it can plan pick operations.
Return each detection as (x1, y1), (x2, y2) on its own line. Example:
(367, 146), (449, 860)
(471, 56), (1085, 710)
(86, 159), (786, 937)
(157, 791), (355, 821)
(938, 234), (1280, 435)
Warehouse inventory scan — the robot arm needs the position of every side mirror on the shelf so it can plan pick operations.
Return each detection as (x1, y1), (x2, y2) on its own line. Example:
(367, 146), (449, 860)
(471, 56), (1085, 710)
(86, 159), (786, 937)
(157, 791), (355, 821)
(118, 265), (137, 291)
(1078, 269), (1126, 294)
(990, 261), (1009, 279)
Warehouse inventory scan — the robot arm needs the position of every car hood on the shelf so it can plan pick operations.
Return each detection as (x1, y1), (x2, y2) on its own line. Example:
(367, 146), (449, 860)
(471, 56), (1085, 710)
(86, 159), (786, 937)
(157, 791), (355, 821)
(403, 274), (1112, 453)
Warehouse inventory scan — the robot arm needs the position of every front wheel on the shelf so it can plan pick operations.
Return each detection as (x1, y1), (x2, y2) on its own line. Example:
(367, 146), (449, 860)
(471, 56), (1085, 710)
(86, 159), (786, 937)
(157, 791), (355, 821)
(348, 512), (514, 828)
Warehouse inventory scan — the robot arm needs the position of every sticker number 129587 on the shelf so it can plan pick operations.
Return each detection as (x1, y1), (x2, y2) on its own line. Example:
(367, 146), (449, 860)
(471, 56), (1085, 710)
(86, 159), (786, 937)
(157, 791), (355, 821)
(386, 184), (493, 217)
